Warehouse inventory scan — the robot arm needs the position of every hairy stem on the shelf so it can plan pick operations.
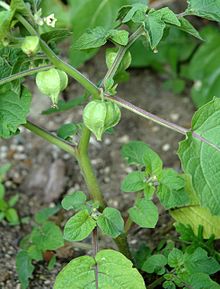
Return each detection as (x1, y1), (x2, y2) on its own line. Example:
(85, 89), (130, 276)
(0, 65), (53, 86)
(23, 120), (76, 156)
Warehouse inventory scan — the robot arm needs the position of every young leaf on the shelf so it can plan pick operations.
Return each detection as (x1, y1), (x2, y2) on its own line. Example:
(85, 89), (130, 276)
(97, 207), (124, 238)
(8, 194), (19, 207)
(121, 171), (146, 193)
(0, 184), (5, 199)
(184, 247), (220, 274)
(178, 98), (220, 215)
(178, 17), (203, 40)
(108, 29), (129, 46)
(57, 123), (78, 140)
(142, 254), (167, 275)
(54, 249), (146, 289)
(27, 245), (43, 261)
(16, 250), (34, 289)
(31, 221), (64, 250)
(155, 7), (180, 27)
(61, 191), (87, 211)
(121, 141), (162, 176)
(120, 3), (147, 23)
(64, 209), (96, 242)
(5, 208), (19, 225)
(128, 198), (158, 228)
(0, 86), (32, 138)
(167, 248), (184, 268)
(187, 272), (220, 289)
(157, 169), (189, 209)
(186, 0), (220, 22)
(74, 26), (108, 50)
(34, 206), (60, 224)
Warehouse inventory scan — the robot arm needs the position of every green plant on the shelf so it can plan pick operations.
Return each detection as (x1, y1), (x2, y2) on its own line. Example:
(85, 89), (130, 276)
(1, 0), (220, 288)
(0, 163), (20, 225)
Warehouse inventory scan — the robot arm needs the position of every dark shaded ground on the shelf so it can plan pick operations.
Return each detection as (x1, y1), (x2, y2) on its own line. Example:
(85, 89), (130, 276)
(0, 49), (195, 288)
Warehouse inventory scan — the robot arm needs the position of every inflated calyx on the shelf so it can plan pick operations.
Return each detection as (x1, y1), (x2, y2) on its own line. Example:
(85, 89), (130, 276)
(36, 68), (68, 106)
(21, 36), (39, 56)
(83, 100), (121, 141)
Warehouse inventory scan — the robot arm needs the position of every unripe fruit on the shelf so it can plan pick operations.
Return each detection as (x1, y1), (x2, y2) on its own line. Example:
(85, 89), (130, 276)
(36, 68), (68, 106)
(83, 100), (121, 141)
(21, 36), (39, 56)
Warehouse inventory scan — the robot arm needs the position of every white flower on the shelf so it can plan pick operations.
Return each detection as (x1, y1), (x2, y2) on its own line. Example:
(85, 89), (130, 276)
(43, 14), (57, 28)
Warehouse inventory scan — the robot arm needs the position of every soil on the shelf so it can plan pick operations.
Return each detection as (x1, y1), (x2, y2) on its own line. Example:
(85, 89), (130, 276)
(0, 47), (196, 289)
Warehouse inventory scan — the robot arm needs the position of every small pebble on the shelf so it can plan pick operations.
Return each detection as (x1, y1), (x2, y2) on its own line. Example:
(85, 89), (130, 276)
(162, 143), (171, 152)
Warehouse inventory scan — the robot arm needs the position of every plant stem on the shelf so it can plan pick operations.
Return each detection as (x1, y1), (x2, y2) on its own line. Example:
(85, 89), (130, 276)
(16, 14), (100, 98)
(0, 1), (9, 10)
(92, 228), (99, 289)
(23, 120), (76, 156)
(148, 276), (165, 289)
(76, 127), (106, 210)
(0, 65), (53, 86)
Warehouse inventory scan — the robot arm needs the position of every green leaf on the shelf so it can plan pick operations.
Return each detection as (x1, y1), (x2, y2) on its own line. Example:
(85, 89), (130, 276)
(61, 191), (87, 211)
(121, 171), (146, 192)
(120, 3), (147, 23)
(16, 250), (34, 289)
(163, 281), (176, 289)
(0, 85), (32, 138)
(128, 198), (158, 228)
(184, 247), (220, 275)
(5, 208), (19, 225)
(156, 7), (180, 26)
(0, 11), (13, 41)
(0, 163), (11, 180)
(157, 169), (189, 209)
(97, 207), (124, 238)
(178, 98), (220, 215)
(187, 272), (220, 289)
(170, 206), (220, 239)
(34, 206), (60, 224)
(0, 198), (8, 211)
(108, 29), (129, 46)
(48, 255), (57, 270)
(69, 0), (124, 67)
(142, 254), (167, 275)
(64, 209), (96, 241)
(121, 141), (162, 176)
(186, 0), (220, 22)
(31, 221), (64, 250)
(10, 0), (31, 16)
(0, 183), (5, 199)
(178, 17), (203, 40)
(167, 248), (184, 268)
(41, 29), (72, 44)
(27, 245), (43, 261)
(8, 194), (19, 207)
(57, 123), (78, 140)
(54, 249), (146, 289)
(74, 26), (108, 50)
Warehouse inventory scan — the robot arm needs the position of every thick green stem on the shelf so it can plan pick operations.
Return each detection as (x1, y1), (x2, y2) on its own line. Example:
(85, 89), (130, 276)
(23, 120), (76, 156)
(76, 127), (106, 210)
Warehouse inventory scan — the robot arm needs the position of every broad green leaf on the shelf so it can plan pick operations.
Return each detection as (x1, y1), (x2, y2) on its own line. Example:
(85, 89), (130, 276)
(31, 221), (64, 250)
(5, 208), (19, 225)
(27, 245), (43, 261)
(121, 171), (146, 192)
(156, 7), (180, 27)
(57, 123), (78, 140)
(170, 206), (220, 239)
(121, 141), (162, 176)
(142, 254), (167, 275)
(97, 207), (124, 238)
(16, 250), (34, 289)
(61, 191), (87, 211)
(184, 247), (220, 274)
(185, 26), (220, 107)
(0, 86), (32, 138)
(10, 0), (31, 16)
(157, 169), (189, 209)
(0, 11), (13, 41)
(64, 209), (96, 241)
(179, 98), (220, 215)
(34, 206), (60, 224)
(178, 17), (203, 40)
(108, 29), (129, 46)
(187, 272), (220, 289)
(74, 26), (108, 50)
(54, 249), (146, 289)
(186, 0), (220, 22)
(128, 198), (158, 228)
(167, 248), (184, 268)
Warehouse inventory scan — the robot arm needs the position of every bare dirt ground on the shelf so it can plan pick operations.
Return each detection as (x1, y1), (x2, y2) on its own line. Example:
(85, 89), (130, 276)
(0, 49), (195, 288)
